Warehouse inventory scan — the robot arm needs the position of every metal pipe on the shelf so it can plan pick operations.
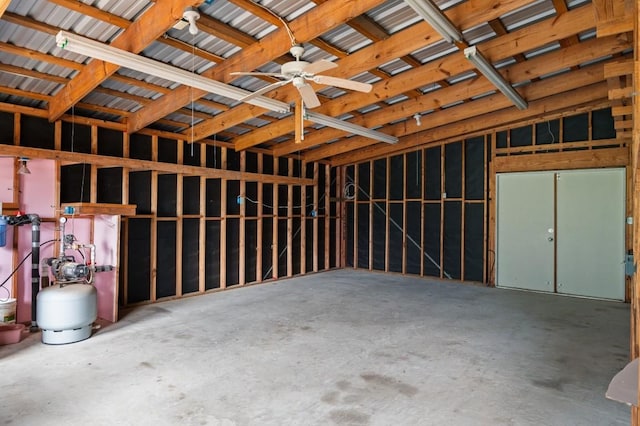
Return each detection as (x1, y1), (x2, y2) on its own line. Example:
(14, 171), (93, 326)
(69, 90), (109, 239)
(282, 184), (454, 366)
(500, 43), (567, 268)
(28, 214), (41, 332)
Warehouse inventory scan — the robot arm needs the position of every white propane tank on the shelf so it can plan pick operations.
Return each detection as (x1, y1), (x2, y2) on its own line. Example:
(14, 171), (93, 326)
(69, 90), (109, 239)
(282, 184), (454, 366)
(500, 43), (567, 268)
(36, 283), (97, 344)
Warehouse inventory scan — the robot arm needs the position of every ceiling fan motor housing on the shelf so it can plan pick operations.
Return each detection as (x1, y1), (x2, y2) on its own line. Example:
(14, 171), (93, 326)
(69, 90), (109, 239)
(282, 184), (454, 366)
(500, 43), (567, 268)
(281, 61), (310, 78)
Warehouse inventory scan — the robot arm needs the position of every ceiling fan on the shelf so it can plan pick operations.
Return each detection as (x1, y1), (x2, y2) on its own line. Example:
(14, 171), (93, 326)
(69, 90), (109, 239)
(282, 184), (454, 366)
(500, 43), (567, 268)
(231, 45), (372, 108)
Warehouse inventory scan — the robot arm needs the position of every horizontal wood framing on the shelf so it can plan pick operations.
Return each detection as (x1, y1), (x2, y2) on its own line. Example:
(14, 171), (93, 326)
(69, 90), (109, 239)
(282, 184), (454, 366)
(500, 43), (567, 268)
(0, 110), (337, 311)
(493, 147), (629, 173)
(343, 136), (488, 283)
(342, 107), (629, 291)
(487, 108), (631, 292)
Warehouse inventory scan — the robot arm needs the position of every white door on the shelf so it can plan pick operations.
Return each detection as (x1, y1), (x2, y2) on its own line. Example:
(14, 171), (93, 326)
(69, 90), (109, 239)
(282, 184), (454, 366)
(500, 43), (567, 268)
(556, 168), (625, 300)
(496, 172), (555, 292)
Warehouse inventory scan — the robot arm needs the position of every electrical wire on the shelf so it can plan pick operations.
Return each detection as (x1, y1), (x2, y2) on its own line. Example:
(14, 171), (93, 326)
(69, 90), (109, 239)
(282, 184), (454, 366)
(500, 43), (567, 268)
(0, 239), (58, 291)
(252, 0), (297, 46)
(243, 196), (321, 212)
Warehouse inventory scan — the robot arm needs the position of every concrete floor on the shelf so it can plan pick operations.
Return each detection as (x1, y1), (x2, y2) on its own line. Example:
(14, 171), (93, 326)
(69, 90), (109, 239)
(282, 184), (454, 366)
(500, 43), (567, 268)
(0, 270), (631, 426)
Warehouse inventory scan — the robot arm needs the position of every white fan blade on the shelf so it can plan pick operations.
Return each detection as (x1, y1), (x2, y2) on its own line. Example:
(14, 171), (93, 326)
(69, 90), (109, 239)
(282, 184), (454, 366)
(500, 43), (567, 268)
(231, 71), (285, 77)
(304, 59), (338, 75)
(297, 83), (321, 109)
(240, 79), (290, 102)
(312, 75), (372, 93)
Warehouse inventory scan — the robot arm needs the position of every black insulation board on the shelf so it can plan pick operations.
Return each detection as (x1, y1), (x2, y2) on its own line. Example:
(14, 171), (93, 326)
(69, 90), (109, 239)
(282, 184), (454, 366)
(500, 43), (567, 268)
(158, 137), (177, 163)
(97, 168), (123, 204)
(509, 125), (532, 147)
(424, 146), (441, 200)
(372, 202), (386, 270)
(227, 149), (240, 171)
(592, 108), (616, 140)
(464, 203), (484, 282)
(389, 155), (404, 200)
(206, 179), (221, 217)
(127, 218), (151, 303)
(263, 154), (274, 175)
(206, 145), (223, 169)
(183, 176), (200, 215)
(227, 180), (240, 215)
(156, 221), (177, 299)
(388, 203), (403, 272)
(129, 171), (152, 214)
(535, 120), (560, 145)
(357, 162), (370, 201)
(357, 203), (369, 268)
(563, 112), (589, 142)
(246, 152), (258, 173)
(0, 111), (14, 145)
(182, 218), (200, 294)
(406, 201), (421, 275)
(292, 217), (301, 275)
(226, 218), (240, 285)
(61, 122), (91, 153)
(262, 218), (273, 280)
(305, 219), (314, 273)
(157, 174), (177, 217)
(317, 217), (326, 271)
(346, 203), (354, 267)
(305, 185), (314, 216)
(246, 182), (258, 217)
(445, 141), (462, 199)
(330, 218), (336, 268)
(278, 157), (289, 176)
(263, 183), (274, 216)
(406, 151), (422, 199)
(294, 159), (303, 178)
(346, 165), (355, 185)
(293, 186), (301, 216)
(183, 143), (201, 166)
(60, 164), (91, 203)
(496, 131), (508, 149)
(443, 201), (462, 280)
(465, 137), (485, 200)
(245, 219), (257, 283)
(373, 158), (387, 199)
(129, 133), (152, 161)
(423, 203), (441, 277)
(318, 164), (326, 196)
(205, 220), (221, 289)
(98, 128), (123, 157)
(278, 219), (288, 276)
(20, 115), (54, 149)
(278, 184), (289, 209)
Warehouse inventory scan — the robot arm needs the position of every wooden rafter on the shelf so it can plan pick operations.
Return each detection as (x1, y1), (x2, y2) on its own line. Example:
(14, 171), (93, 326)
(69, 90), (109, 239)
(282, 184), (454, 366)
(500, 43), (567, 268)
(234, 3), (596, 153)
(48, 0), (206, 121)
(125, 0), (389, 134)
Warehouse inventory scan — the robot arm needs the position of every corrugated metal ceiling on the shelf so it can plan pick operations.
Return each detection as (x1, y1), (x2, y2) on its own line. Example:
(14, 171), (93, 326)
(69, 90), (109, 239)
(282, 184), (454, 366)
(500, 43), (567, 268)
(0, 0), (627, 161)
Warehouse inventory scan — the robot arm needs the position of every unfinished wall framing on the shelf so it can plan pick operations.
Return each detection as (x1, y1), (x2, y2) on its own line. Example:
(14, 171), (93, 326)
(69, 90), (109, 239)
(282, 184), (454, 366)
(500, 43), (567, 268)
(343, 107), (627, 288)
(0, 110), (339, 309)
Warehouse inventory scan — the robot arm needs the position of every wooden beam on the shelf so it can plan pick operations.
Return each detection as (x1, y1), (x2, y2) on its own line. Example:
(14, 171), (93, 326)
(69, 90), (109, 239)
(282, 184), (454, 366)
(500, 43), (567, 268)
(305, 59), (612, 163)
(48, 0), (206, 122)
(0, 0), (10, 18)
(0, 145), (314, 185)
(47, 0), (131, 28)
(493, 147), (628, 172)
(237, 4), (599, 153)
(328, 81), (610, 166)
(61, 203), (136, 216)
(125, 0), (395, 133)
(0, 41), (83, 71)
(604, 58), (634, 77)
